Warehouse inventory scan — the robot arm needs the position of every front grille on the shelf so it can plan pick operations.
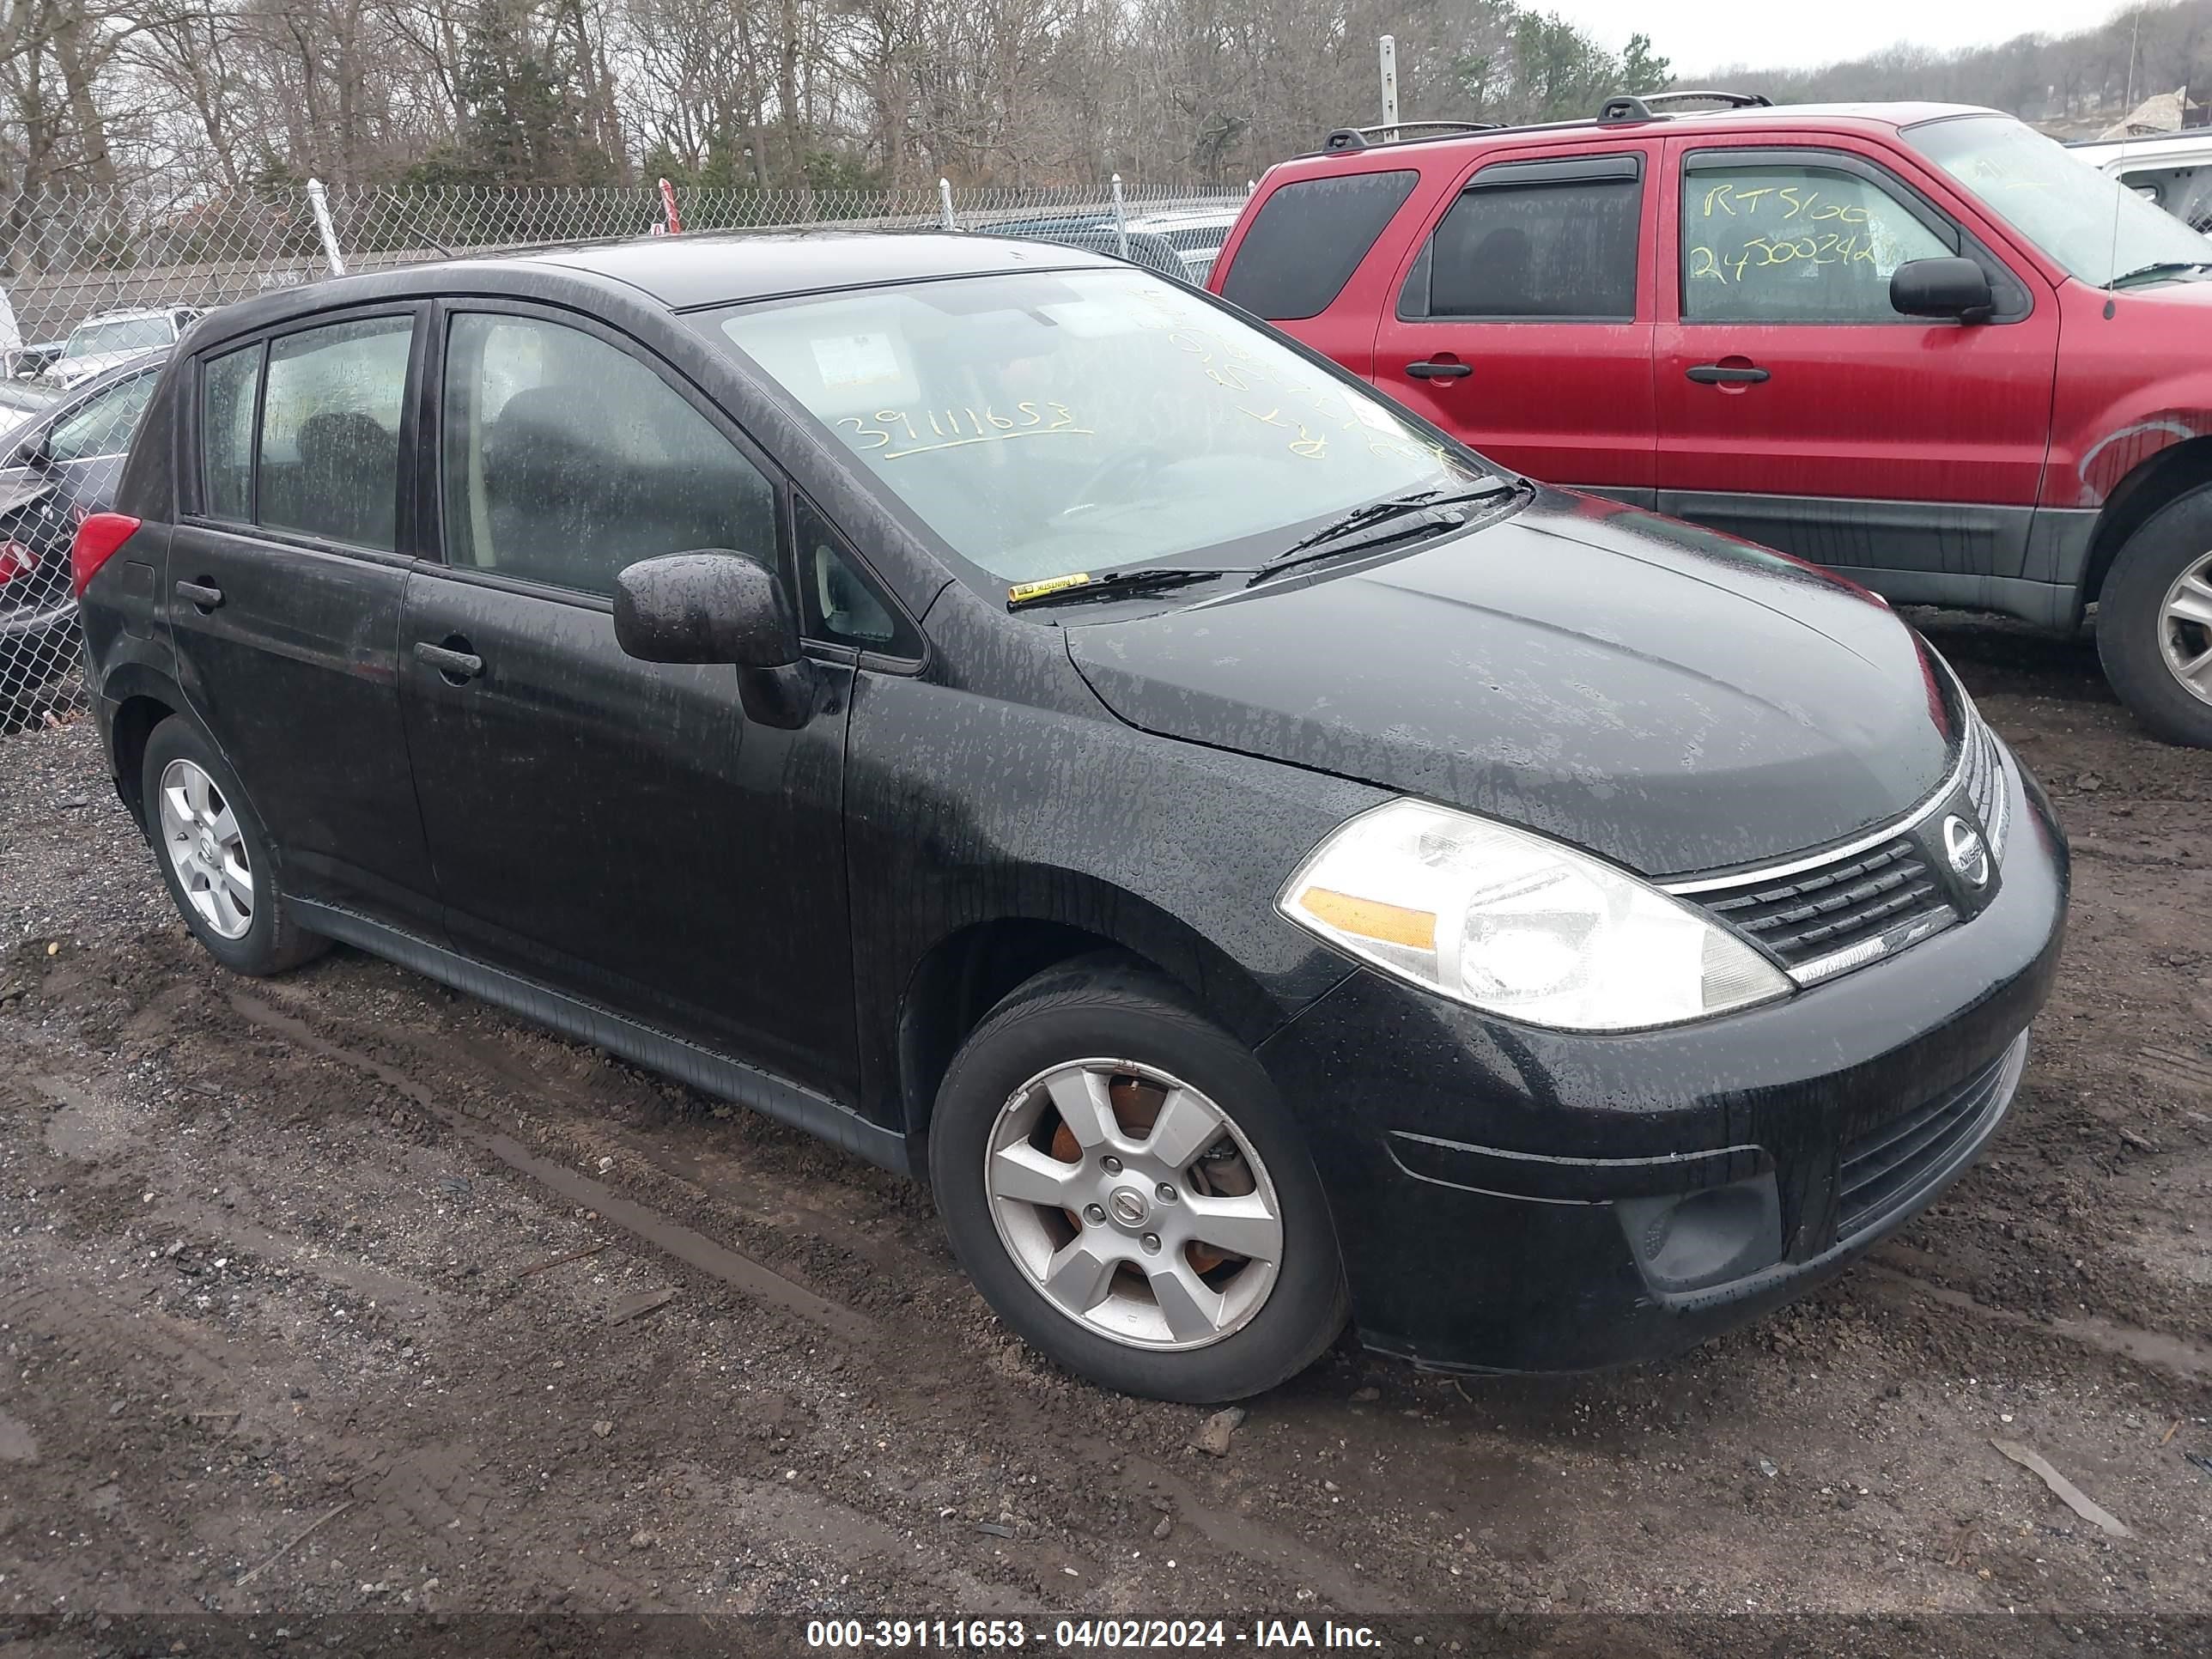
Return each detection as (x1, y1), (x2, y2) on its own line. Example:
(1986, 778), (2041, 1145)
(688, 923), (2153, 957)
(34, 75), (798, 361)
(1835, 1037), (2022, 1238)
(1692, 837), (1949, 969)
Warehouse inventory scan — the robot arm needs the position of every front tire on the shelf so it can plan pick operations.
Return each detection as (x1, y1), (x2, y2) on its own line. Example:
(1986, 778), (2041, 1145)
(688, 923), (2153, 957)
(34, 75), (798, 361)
(2097, 487), (2212, 746)
(141, 716), (327, 976)
(928, 957), (1347, 1402)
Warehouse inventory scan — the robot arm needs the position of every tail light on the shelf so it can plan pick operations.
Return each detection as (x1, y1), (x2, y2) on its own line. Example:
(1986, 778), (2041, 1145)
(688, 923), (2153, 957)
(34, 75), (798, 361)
(0, 538), (37, 586)
(69, 512), (141, 598)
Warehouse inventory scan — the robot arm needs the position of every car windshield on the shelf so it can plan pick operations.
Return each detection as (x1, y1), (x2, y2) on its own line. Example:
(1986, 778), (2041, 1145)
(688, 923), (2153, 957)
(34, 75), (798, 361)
(67, 316), (174, 356)
(1910, 113), (2212, 288)
(702, 267), (1492, 591)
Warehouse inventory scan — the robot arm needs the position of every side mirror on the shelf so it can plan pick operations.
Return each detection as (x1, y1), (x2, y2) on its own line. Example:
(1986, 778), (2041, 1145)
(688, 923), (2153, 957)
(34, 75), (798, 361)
(613, 551), (798, 667)
(1890, 257), (1995, 323)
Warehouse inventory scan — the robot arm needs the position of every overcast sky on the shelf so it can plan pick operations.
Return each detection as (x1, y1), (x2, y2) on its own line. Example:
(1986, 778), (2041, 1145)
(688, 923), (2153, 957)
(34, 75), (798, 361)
(1545, 0), (2134, 76)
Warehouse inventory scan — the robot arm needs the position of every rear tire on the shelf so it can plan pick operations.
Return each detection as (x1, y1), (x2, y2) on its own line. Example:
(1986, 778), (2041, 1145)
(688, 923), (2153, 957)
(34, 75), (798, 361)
(928, 956), (1347, 1402)
(141, 716), (328, 976)
(2097, 485), (2212, 746)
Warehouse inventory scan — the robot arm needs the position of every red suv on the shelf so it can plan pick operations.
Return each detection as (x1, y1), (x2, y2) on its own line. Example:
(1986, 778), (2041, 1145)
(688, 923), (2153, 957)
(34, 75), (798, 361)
(1209, 93), (2212, 746)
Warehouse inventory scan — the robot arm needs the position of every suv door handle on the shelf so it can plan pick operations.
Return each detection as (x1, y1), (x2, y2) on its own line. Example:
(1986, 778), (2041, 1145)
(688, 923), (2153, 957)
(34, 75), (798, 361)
(1686, 363), (1771, 385)
(413, 640), (484, 682)
(174, 580), (223, 609)
(1405, 360), (1474, 380)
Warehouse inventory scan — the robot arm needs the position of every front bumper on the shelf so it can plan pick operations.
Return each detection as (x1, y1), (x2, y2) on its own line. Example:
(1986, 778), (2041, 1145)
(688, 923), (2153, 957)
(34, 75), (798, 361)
(1255, 744), (2069, 1373)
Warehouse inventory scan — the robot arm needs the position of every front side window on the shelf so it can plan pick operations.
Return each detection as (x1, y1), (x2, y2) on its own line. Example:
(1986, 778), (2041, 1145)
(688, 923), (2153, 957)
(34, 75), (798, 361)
(1407, 162), (1642, 320)
(706, 267), (1492, 593)
(441, 313), (779, 599)
(1911, 114), (2212, 289)
(200, 344), (258, 520)
(46, 371), (155, 464)
(258, 315), (411, 550)
(1681, 159), (1954, 323)
(794, 496), (911, 653)
(1218, 170), (1420, 320)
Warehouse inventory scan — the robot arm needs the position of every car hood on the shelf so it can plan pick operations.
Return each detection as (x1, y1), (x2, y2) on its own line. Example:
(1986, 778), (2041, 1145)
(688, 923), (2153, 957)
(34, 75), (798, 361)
(52, 348), (152, 385)
(1063, 489), (1963, 878)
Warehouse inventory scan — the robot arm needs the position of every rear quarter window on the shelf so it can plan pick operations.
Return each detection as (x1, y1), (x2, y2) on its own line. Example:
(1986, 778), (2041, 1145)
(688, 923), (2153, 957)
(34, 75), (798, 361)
(1219, 170), (1419, 321)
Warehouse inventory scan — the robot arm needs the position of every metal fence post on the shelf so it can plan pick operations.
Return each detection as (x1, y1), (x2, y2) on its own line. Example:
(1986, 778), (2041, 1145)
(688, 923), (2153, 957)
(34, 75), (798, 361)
(305, 179), (347, 276)
(1110, 173), (1129, 258)
(939, 179), (957, 230)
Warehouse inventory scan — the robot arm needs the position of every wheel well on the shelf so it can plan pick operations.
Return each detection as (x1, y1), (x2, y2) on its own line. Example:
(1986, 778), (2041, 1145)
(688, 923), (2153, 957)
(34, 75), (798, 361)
(896, 921), (1153, 1149)
(110, 694), (175, 827)
(2087, 434), (2212, 607)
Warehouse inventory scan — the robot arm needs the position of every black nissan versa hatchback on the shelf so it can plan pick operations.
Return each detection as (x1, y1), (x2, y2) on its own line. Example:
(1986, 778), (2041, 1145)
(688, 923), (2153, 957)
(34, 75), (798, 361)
(73, 234), (2068, 1402)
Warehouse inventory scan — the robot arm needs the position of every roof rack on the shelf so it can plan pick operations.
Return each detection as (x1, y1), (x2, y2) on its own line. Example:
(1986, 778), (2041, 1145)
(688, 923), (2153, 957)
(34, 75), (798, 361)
(1312, 90), (1771, 156)
(1597, 89), (1771, 125)
(1322, 120), (1500, 152)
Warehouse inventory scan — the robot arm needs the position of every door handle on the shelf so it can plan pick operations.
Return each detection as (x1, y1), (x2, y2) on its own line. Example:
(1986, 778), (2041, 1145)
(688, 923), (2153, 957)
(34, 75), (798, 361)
(1686, 363), (1770, 385)
(1405, 360), (1474, 380)
(174, 580), (223, 609)
(413, 640), (484, 682)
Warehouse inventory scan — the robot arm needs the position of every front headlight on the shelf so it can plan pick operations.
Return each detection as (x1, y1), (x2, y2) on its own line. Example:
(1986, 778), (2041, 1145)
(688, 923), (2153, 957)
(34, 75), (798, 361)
(1279, 799), (1790, 1032)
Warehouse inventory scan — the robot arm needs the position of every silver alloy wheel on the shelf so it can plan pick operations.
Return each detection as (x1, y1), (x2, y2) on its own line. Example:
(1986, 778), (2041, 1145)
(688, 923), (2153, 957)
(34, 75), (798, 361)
(984, 1058), (1284, 1351)
(156, 757), (254, 940)
(2160, 550), (2212, 707)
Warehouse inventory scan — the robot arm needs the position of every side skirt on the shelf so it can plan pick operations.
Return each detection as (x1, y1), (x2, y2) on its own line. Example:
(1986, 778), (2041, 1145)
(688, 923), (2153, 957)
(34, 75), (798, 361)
(289, 898), (913, 1176)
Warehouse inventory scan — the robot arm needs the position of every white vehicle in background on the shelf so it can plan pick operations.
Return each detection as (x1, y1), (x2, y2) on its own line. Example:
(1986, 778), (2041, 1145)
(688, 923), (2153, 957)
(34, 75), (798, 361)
(40, 306), (203, 390)
(2070, 131), (2212, 234)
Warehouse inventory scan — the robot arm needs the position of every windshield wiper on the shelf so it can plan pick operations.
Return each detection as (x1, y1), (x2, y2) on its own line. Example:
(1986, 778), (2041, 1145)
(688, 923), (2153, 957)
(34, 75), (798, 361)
(1248, 480), (1521, 586)
(2110, 260), (2212, 289)
(1005, 565), (1248, 611)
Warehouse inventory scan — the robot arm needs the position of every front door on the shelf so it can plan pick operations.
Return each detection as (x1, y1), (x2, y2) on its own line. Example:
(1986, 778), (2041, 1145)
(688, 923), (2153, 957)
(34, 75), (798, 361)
(1371, 143), (1658, 495)
(398, 304), (858, 1099)
(1653, 138), (2060, 598)
(164, 312), (439, 929)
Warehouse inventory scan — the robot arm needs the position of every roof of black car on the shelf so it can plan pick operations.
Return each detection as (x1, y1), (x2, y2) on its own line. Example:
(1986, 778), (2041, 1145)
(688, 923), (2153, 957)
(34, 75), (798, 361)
(518, 230), (1122, 309)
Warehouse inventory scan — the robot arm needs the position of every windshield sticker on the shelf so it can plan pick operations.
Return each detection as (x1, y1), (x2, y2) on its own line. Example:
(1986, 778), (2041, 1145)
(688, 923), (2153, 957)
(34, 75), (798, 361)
(810, 332), (904, 391)
(838, 403), (1092, 460)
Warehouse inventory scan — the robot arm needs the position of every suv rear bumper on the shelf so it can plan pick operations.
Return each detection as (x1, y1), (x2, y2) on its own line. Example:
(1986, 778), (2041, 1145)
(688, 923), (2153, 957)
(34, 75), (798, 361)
(1255, 746), (2067, 1373)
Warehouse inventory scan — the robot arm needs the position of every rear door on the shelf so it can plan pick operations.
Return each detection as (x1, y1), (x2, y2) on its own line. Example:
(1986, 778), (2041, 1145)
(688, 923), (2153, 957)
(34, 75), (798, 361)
(164, 309), (440, 930)
(1370, 143), (1658, 495)
(1653, 137), (2060, 598)
(398, 302), (860, 1100)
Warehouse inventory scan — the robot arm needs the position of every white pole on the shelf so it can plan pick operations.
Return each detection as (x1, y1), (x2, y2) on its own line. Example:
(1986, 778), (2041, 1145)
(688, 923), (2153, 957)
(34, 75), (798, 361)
(1379, 35), (1400, 143)
(305, 179), (346, 277)
(939, 178), (957, 231)
(1110, 173), (1129, 258)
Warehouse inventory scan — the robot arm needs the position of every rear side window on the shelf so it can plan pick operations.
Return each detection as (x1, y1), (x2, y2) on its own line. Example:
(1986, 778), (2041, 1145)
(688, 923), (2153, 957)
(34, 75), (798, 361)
(440, 312), (778, 599)
(258, 316), (412, 550)
(1219, 170), (1419, 320)
(1401, 157), (1644, 321)
(46, 372), (155, 465)
(200, 345), (258, 520)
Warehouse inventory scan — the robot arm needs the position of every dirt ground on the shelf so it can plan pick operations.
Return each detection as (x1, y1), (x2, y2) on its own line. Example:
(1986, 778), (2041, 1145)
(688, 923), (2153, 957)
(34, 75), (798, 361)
(1, 620), (2209, 1652)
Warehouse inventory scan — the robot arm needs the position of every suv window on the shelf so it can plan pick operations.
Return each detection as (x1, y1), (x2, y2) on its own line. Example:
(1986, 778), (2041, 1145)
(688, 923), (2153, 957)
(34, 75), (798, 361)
(1219, 170), (1419, 321)
(1681, 158), (1953, 324)
(46, 370), (155, 464)
(258, 315), (412, 549)
(441, 313), (777, 599)
(1403, 157), (1642, 321)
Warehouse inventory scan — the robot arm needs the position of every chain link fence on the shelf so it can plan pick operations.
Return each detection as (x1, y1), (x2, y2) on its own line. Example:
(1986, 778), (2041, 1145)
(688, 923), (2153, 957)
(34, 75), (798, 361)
(0, 176), (1248, 721)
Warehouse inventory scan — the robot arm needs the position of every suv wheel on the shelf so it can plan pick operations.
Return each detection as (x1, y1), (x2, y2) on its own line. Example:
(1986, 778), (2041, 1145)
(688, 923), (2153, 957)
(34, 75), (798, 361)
(142, 717), (327, 976)
(2098, 487), (2212, 746)
(927, 957), (1346, 1401)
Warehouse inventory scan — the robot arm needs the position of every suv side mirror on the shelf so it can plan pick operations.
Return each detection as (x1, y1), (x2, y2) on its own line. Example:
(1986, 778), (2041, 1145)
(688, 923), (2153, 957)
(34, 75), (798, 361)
(614, 551), (797, 666)
(1890, 257), (1995, 323)
(613, 551), (818, 728)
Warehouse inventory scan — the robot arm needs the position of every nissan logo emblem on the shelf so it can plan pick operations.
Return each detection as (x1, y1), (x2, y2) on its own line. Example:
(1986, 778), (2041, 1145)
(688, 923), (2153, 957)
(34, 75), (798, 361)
(1942, 815), (1990, 889)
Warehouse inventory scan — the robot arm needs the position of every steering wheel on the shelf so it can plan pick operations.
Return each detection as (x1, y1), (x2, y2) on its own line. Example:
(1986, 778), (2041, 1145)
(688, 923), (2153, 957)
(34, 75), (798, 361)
(1056, 447), (1170, 522)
